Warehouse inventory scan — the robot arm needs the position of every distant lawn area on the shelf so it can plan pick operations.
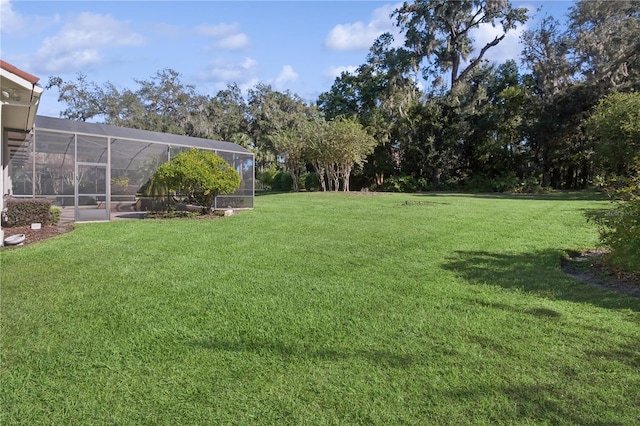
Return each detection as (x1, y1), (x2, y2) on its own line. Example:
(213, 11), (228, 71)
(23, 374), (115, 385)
(2, 192), (639, 424)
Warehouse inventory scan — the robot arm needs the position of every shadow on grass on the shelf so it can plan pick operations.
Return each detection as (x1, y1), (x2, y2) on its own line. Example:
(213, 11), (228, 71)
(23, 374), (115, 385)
(444, 382), (599, 424)
(193, 338), (426, 368)
(441, 250), (640, 312)
(587, 341), (640, 369)
(192, 337), (467, 369)
(464, 299), (563, 319)
(255, 190), (285, 197)
(412, 190), (608, 202)
(192, 335), (637, 423)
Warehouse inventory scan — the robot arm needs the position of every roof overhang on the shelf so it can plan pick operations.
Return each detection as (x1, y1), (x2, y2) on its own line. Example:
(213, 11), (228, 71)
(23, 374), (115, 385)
(1, 60), (44, 132)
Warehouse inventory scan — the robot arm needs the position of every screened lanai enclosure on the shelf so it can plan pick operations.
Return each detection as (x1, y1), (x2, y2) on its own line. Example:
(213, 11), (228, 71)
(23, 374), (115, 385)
(4, 116), (254, 222)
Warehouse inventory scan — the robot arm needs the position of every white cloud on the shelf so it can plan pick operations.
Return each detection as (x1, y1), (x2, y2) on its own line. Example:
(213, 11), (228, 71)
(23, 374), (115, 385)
(1, 0), (59, 35)
(325, 65), (358, 80)
(273, 65), (298, 89)
(199, 58), (260, 95)
(324, 2), (402, 51)
(194, 22), (239, 38)
(195, 22), (249, 51)
(39, 50), (103, 75)
(236, 77), (261, 96)
(0, 0), (26, 33)
(33, 12), (144, 73)
(215, 33), (250, 50)
(152, 22), (182, 39)
(201, 57), (258, 83)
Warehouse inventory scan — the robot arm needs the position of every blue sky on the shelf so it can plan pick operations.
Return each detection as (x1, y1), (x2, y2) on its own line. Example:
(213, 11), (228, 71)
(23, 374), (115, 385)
(1, 0), (574, 117)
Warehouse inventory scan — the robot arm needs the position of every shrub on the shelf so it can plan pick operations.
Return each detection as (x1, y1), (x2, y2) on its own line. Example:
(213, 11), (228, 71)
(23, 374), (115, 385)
(304, 172), (321, 192)
(272, 171), (293, 192)
(460, 174), (546, 194)
(151, 148), (240, 214)
(50, 206), (62, 224)
(462, 175), (497, 192)
(382, 176), (419, 193)
(3, 199), (52, 227)
(257, 165), (279, 190)
(297, 172), (307, 191)
(592, 169), (640, 272)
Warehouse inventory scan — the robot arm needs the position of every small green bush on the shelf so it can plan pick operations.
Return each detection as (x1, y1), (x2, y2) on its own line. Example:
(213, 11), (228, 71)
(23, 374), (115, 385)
(463, 175), (499, 192)
(273, 171), (293, 192)
(3, 199), (52, 227)
(304, 172), (321, 191)
(382, 176), (419, 193)
(146, 210), (199, 219)
(461, 174), (545, 194)
(297, 173), (307, 191)
(514, 176), (546, 194)
(592, 169), (640, 271)
(151, 148), (240, 214)
(493, 174), (520, 192)
(257, 165), (279, 190)
(50, 206), (62, 224)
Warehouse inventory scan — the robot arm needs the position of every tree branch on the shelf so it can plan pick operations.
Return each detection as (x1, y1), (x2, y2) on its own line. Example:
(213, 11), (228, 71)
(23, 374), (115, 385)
(455, 34), (505, 84)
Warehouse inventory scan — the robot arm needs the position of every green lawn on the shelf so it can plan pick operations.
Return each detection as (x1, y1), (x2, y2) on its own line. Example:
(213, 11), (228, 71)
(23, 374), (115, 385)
(2, 192), (639, 425)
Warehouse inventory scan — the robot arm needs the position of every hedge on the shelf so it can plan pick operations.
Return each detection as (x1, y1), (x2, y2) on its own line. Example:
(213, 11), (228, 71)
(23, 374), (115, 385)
(3, 199), (52, 227)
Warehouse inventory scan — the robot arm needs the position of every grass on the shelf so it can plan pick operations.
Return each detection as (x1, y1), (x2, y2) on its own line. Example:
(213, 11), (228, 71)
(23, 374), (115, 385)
(1, 191), (639, 425)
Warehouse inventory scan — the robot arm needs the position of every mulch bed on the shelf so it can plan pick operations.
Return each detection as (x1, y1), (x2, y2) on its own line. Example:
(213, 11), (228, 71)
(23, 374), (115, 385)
(1, 211), (224, 249)
(561, 250), (640, 297)
(1, 223), (75, 249)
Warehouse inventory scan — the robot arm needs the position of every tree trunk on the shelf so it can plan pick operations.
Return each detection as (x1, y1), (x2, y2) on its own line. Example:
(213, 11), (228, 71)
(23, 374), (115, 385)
(290, 169), (299, 192)
(431, 168), (442, 186)
(328, 165), (340, 191)
(342, 164), (352, 192)
(311, 160), (327, 192)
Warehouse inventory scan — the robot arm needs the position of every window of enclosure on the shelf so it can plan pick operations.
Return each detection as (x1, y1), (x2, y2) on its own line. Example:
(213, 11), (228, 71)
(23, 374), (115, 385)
(77, 163), (107, 196)
(169, 145), (191, 160)
(6, 130), (35, 196)
(213, 151), (254, 208)
(238, 153), (254, 196)
(215, 195), (253, 209)
(34, 130), (75, 197)
(111, 139), (169, 199)
(217, 151), (234, 165)
(77, 134), (108, 163)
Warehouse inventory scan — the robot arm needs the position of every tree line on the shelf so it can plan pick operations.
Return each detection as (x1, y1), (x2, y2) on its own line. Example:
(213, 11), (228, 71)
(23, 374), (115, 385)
(48, 0), (640, 192)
